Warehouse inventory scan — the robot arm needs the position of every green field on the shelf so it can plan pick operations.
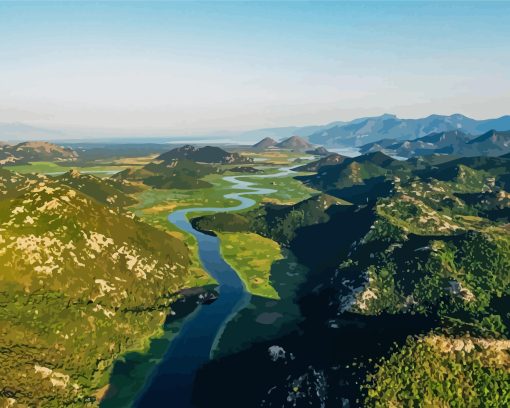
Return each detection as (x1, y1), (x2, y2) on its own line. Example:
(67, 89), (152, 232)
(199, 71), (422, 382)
(217, 232), (283, 298)
(129, 153), (319, 283)
(5, 161), (127, 175)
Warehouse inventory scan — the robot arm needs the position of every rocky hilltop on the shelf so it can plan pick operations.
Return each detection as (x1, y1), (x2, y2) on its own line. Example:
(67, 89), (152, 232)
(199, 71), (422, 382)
(0, 141), (78, 165)
(0, 169), (208, 405)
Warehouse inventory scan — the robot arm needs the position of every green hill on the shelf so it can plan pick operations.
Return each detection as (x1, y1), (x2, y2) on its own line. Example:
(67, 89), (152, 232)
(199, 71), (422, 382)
(191, 153), (510, 408)
(57, 169), (141, 208)
(0, 169), (208, 406)
(293, 153), (346, 172)
(157, 144), (253, 164)
(115, 158), (218, 189)
(193, 193), (346, 245)
(297, 152), (396, 191)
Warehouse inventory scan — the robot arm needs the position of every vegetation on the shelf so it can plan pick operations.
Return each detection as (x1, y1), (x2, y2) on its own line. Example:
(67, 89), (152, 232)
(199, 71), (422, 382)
(114, 158), (219, 189)
(4, 161), (125, 176)
(0, 168), (210, 406)
(192, 149), (510, 408)
(365, 335), (510, 407)
(0, 141), (77, 165)
(157, 144), (253, 164)
(5, 140), (510, 407)
(218, 232), (282, 298)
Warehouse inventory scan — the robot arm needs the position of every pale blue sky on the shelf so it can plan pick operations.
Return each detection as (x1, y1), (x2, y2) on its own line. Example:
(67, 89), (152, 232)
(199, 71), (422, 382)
(1, 1), (509, 134)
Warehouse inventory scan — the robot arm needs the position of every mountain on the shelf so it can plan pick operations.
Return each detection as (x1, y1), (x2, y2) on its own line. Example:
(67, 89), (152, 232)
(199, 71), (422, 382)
(0, 122), (65, 141)
(252, 137), (277, 150)
(0, 141), (78, 165)
(464, 130), (510, 156)
(297, 152), (397, 191)
(57, 169), (140, 208)
(359, 138), (400, 153)
(0, 169), (207, 405)
(308, 114), (510, 147)
(361, 129), (510, 158)
(235, 124), (328, 142)
(192, 193), (346, 245)
(191, 150), (510, 408)
(0, 168), (43, 199)
(275, 136), (314, 151)
(305, 146), (330, 156)
(115, 158), (218, 189)
(294, 153), (347, 172)
(157, 145), (253, 164)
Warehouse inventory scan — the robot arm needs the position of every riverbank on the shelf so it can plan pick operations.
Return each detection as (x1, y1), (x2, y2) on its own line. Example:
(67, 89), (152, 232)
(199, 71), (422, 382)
(99, 287), (216, 407)
(133, 168), (300, 406)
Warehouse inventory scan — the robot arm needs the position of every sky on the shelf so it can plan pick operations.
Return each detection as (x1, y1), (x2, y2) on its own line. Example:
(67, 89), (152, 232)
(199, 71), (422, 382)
(0, 1), (509, 135)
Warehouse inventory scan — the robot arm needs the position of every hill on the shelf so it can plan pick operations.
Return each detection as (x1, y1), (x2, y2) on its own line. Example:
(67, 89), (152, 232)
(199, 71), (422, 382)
(192, 193), (346, 245)
(308, 113), (510, 147)
(0, 141), (78, 165)
(0, 168), (44, 199)
(57, 169), (141, 208)
(294, 153), (346, 172)
(297, 152), (398, 192)
(115, 158), (218, 189)
(361, 129), (510, 158)
(464, 130), (510, 156)
(0, 169), (208, 406)
(305, 146), (330, 156)
(157, 145), (253, 164)
(275, 136), (314, 151)
(191, 151), (510, 408)
(252, 137), (277, 150)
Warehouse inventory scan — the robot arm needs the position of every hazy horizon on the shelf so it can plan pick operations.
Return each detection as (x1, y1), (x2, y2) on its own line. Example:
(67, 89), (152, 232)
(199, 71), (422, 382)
(1, 1), (510, 135)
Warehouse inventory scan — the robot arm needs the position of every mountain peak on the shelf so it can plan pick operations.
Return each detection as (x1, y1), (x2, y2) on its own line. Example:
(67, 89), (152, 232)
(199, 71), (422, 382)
(252, 137), (277, 149)
(275, 136), (313, 150)
(68, 169), (81, 178)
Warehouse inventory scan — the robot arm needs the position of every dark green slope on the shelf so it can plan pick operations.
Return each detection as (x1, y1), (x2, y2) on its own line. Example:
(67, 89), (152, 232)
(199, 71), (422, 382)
(193, 193), (347, 245)
(360, 129), (510, 158)
(293, 153), (346, 172)
(295, 152), (408, 204)
(191, 154), (510, 408)
(115, 158), (218, 189)
(157, 144), (253, 164)
(57, 169), (140, 208)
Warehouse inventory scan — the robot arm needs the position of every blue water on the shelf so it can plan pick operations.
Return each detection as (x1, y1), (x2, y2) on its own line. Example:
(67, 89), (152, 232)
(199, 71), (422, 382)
(135, 168), (294, 407)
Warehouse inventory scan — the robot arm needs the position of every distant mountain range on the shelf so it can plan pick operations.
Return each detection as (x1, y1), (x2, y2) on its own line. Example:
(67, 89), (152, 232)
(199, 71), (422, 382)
(0, 122), (65, 141)
(360, 129), (510, 158)
(2, 113), (510, 150)
(306, 114), (510, 147)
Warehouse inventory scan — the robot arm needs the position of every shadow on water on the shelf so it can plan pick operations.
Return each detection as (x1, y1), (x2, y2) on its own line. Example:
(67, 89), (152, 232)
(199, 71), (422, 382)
(100, 295), (203, 408)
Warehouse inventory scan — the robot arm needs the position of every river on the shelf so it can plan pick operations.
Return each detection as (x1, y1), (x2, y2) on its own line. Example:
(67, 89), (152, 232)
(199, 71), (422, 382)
(135, 167), (294, 407)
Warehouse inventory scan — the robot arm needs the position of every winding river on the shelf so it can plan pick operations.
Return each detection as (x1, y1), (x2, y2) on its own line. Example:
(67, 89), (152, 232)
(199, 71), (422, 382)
(135, 167), (294, 407)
